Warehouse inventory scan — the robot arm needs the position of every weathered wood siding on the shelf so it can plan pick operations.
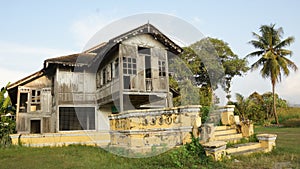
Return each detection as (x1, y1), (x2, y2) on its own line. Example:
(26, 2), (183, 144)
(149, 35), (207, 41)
(120, 34), (168, 93)
(96, 50), (120, 105)
(56, 70), (96, 104)
(16, 75), (55, 133)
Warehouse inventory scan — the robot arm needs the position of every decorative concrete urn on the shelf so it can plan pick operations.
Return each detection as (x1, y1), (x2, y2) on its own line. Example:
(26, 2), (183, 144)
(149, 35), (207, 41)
(240, 121), (254, 137)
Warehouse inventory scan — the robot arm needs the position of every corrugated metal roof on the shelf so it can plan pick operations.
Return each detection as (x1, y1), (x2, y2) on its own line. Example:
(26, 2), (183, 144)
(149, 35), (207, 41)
(45, 53), (97, 67)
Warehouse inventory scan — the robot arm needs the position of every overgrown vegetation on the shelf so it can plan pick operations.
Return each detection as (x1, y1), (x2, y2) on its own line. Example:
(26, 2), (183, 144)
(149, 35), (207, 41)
(169, 133), (224, 168)
(278, 107), (300, 127)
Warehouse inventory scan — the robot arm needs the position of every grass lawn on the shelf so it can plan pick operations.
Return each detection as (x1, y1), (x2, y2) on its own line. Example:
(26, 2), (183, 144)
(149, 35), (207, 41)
(0, 127), (299, 169)
(222, 126), (300, 169)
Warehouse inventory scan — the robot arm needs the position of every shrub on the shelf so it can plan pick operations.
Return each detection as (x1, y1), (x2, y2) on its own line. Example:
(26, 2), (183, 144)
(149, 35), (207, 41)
(201, 106), (210, 123)
(0, 116), (15, 147)
(170, 133), (225, 168)
(281, 118), (300, 127)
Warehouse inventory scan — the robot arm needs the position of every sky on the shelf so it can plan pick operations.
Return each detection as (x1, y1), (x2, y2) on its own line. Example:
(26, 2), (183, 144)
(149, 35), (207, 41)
(0, 0), (299, 105)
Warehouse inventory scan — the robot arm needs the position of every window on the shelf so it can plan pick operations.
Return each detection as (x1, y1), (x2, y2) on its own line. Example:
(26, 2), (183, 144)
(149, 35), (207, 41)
(110, 62), (113, 79)
(31, 89), (41, 111)
(138, 47), (150, 55)
(159, 60), (166, 77)
(96, 70), (101, 88)
(106, 64), (112, 82)
(102, 68), (106, 85)
(59, 107), (95, 131)
(19, 93), (28, 113)
(114, 58), (119, 78)
(123, 57), (137, 75)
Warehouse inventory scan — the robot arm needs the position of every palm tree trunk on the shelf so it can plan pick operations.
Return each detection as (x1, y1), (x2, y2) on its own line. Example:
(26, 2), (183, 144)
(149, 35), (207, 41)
(272, 83), (279, 125)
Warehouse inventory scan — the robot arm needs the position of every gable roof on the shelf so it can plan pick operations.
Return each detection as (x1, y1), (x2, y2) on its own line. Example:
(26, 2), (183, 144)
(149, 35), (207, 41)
(86, 23), (183, 67)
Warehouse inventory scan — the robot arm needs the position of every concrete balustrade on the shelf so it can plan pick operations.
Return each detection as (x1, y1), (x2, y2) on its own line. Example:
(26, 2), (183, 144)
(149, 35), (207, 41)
(108, 105), (202, 155)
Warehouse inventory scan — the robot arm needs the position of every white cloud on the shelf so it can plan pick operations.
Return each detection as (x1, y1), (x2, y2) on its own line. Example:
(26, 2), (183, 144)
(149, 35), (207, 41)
(0, 67), (28, 88)
(0, 41), (76, 87)
(277, 71), (300, 104)
(70, 14), (112, 48)
(229, 70), (300, 104)
(0, 41), (75, 57)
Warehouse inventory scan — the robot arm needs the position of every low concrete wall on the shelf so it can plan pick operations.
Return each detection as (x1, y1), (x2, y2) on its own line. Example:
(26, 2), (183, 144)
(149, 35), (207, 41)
(10, 131), (110, 147)
(108, 105), (202, 155)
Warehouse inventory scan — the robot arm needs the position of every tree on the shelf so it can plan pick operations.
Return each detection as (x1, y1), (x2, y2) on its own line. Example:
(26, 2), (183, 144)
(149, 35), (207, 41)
(0, 83), (14, 115)
(170, 38), (248, 106)
(231, 92), (288, 124)
(189, 37), (248, 101)
(246, 24), (298, 124)
(0, 84), (15, 147)
(261, 92), (288, 120)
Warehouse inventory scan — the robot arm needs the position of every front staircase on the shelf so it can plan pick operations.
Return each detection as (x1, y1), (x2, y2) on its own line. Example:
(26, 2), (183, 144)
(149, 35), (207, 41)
(206, 124), (265, 157)
(226, 142), (265, 156)
(201, 105), (277, 160)
(210, 126), (243, 143)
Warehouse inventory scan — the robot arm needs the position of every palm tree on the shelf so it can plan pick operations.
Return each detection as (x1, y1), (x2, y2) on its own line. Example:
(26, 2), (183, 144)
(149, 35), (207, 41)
(246, 24), (298, 124)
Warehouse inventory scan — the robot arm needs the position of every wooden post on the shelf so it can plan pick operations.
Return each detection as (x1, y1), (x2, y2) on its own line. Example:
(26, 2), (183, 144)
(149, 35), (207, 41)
(119, 45), (124, 113)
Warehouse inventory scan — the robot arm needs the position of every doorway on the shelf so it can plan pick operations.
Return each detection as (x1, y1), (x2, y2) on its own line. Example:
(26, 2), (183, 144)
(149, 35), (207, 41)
(30, 120), (41, 133)
(145, 55), (152, 91)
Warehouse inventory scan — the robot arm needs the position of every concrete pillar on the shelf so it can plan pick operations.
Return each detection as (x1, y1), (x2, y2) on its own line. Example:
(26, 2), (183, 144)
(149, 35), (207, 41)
(200, 123), (215, 143)
(257, 134), (277, 152)
(221, 105), (235, 125)
(202, 141), (227, 161)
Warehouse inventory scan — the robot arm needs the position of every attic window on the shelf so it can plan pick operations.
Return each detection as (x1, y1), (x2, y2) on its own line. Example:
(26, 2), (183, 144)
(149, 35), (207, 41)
(138, 47), (150, 55)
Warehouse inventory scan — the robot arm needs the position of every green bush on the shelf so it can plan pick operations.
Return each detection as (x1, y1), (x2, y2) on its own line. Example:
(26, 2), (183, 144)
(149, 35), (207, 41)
(170, 133), (224, 168)
(201, 106), (210, 123)
(0, 116), (15, 147)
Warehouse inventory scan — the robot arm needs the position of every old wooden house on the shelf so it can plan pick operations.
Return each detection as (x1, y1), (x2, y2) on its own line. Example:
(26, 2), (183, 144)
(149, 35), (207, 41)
(7, 23), (182, 134)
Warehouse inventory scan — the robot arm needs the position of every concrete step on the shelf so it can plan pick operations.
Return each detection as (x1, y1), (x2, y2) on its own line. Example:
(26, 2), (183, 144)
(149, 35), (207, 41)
(226, 142), (262, 154)
(210, 133), (243, 141)
(213, 128), (237, 136)
(214, 126), (235, 131)
(228, 147), (266, 156)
